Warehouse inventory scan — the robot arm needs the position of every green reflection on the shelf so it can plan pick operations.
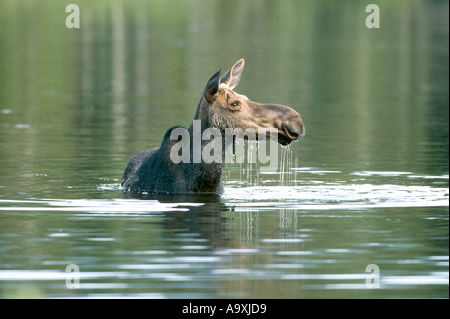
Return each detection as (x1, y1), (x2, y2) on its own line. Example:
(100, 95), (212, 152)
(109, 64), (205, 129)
(0, 0), (448, 299)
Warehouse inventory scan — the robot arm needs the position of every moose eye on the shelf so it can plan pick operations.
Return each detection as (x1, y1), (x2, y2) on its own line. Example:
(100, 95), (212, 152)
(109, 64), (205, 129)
(230, 102), (239, 108)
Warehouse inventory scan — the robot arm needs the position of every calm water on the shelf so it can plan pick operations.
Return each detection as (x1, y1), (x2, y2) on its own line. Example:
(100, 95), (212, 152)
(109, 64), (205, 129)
(0, 0), (448, 298)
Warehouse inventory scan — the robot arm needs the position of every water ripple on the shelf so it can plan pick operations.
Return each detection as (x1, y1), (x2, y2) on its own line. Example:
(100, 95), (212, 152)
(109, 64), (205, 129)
(223, 184), (448, 208)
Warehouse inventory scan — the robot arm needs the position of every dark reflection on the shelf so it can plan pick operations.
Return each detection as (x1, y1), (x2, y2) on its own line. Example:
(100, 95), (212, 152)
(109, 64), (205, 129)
(123, 191), (231, 248)
(122, 190), (223, 203)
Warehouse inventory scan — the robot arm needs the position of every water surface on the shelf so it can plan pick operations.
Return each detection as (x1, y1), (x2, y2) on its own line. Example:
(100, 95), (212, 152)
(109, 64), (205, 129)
(0, 0), (448, 298)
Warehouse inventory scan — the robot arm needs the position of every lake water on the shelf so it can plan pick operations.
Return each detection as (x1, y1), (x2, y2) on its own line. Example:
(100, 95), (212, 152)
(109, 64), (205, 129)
(0, 0), (448, 298)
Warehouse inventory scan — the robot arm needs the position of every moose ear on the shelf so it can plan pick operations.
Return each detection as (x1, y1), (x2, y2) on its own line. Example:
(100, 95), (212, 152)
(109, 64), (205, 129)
(204, 67), (221, 104)
(220, 58), (245, 89)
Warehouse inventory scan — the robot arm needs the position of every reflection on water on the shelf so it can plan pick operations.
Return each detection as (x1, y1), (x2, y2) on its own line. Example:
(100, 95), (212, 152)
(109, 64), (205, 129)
(0, 170), (448, 298)
(3, 170), (447, 211)
(0, 0), (448, 298)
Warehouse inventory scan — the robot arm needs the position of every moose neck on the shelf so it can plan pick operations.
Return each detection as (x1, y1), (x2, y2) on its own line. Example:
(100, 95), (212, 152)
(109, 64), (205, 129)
(189, 97), (213, 134)
(184, 97), (231, 193)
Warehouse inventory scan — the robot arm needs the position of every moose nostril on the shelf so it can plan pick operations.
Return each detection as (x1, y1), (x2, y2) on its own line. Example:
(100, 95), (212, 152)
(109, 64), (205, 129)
(286, 122), (304, 140)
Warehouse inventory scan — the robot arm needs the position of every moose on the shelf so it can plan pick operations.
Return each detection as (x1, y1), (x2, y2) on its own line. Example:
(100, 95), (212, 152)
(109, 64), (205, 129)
(121, 59), (305, 194)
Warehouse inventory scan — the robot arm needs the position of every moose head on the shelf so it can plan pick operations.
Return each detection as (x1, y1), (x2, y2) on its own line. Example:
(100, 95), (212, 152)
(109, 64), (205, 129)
(203, 59), (305, 146)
